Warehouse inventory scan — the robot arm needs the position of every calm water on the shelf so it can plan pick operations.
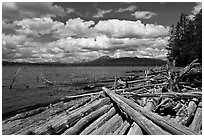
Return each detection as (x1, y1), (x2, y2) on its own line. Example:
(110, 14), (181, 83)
(2, 66), (152, 116)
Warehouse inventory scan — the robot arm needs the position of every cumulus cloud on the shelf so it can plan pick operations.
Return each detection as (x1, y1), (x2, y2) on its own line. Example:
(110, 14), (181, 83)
(131, 11), (157, 19)
(192, 2), (202, 15)
(54, 18), (96, 38)
(2, 2), (65, 21)
(2, 16), (169, 63)
(94, 19), (169, 39)
(93, 8), (112, 18)
(15, 17), (53, 36)
(115, 5), (137, 12)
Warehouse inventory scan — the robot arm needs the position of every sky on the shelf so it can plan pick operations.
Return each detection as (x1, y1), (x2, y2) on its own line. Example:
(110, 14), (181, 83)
(2, 2), (202, 63)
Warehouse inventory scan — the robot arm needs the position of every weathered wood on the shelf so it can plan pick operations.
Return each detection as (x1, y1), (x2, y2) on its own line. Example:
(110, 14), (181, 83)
(131, 92), (202, 99)
(4, 107), (46, 123)
(64, 97), (93, 113)
(62, 104), (113, 135)
(112, 120), (130, 135)
(15, 97), (91, 135)
(178, 58), (198, 79)
(198, 130), (202, 135)
(125, 77), (167, 85)
(144, 88), (162, 111)
(40, 72), (53, 85)
(10, 67), (22, 90)
(102, 115), (123, 135)
(173, 101), (182, 111)
(182, 98), (198, 126)
(89, 114), (122, 135)
(80, 107), (116, 135)
(103, 87), (197, 135)
(173, 116), (183, 123)
(62, 91), (103, 101)
(103, 87), (171, 135)
(189, 102), (202, 133)
(35, 97), (110, 134)
(127, 122), (143, 135)
(3, 99), (82, 135)
(118, 121), (131, 135)
(56, 97), (111, 134)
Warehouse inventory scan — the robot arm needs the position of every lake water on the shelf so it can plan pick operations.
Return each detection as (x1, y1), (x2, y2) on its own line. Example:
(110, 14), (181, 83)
(2, 66), (153, 118)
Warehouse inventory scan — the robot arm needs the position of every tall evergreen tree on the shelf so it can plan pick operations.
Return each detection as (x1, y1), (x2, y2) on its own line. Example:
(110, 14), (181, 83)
(166, 10), (202, 66)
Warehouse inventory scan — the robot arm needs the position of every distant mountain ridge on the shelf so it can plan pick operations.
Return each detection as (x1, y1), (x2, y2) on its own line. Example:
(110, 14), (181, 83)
(2, 56), (166, 66)
(76, 56), (166, 66)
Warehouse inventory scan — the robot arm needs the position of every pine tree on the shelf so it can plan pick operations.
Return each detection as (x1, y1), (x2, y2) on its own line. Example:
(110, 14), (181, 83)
(166, 10), (202, 66)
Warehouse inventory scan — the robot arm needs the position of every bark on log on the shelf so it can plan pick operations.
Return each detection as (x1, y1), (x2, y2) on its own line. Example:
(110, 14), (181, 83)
(127, 122), (143, 135)
(80, 107), (116, 135)
(189, 102), (202, 133)
(112, 120), (130, 135)
(103, 87), (171, 135)
(62, 104), (113, 135)
(103, 87), (197, 135)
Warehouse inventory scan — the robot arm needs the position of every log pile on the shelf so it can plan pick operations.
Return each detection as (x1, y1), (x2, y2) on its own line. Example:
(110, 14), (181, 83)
(2, 60), (202, 135)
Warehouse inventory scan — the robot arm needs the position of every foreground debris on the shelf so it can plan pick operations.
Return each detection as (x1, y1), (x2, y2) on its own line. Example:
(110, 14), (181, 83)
(2, 59), (202, 135)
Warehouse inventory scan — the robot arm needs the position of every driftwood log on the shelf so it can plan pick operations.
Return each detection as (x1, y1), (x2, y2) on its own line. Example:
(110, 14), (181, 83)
(127, 122), (143, 135)
(112, 120), (130, 135)
(103, 87), (197, 135)
(89, 114), (121, 135)
(62, 104), (113, 135)
(10, 67), (22, 90)
(80, 107), (116, 135)
(130, 92), (202, 99)
(35, 97), (110, 134)
(103, 87), (171, 135)
(189, 102), (202, 133)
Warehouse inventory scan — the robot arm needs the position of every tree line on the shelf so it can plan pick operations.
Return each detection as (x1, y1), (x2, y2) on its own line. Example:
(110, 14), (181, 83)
(166, 9), (202, 67)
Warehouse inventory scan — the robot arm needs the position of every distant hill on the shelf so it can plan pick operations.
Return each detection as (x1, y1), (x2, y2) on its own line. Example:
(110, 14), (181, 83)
(73, 56), (166, 66)
(2, 56), (166, 66)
